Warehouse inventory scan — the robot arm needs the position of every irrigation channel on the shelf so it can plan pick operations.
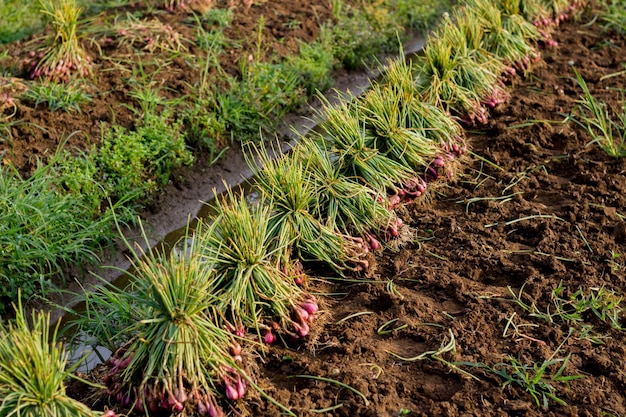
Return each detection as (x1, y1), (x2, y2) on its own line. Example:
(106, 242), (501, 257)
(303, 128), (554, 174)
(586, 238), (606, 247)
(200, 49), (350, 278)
(59, 34), (428, 371)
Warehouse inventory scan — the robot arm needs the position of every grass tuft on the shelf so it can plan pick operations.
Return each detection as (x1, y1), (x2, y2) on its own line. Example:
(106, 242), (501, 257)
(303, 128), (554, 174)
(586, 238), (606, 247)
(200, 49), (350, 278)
(0, 163), (115, 314)
(572, 69), (626, 158)
(21, 80), (92, 112)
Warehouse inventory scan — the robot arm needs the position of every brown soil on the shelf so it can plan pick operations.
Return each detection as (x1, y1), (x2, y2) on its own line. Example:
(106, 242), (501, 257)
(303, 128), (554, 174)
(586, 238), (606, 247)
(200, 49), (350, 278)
(4, 2), (626, 417)
(0, 0), (335, 175)
(244, 17), (626, 417)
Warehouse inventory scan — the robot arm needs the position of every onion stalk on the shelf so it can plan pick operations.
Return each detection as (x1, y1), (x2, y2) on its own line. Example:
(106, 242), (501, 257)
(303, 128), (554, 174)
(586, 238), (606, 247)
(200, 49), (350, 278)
(248, 144), (368, 273)
(25, 0), (91, 82)
(75, 224), (245, 415)
(295, 138), (397, 244)
(199, 188), (320, 340)
(464, 0), (542, 73)
(414, 10), (506, 125)
(315, 96), (415, 194)
(0, 299), (104, 417)
(359, 84), (440, 171)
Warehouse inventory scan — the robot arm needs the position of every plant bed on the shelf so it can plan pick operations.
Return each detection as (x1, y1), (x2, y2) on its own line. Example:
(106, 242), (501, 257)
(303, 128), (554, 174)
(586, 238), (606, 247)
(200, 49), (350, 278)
(2, 1), (626, 417)
(0, 0), (445, 314)
(234, 15), (626, 417)
(59, 8), (626, 417)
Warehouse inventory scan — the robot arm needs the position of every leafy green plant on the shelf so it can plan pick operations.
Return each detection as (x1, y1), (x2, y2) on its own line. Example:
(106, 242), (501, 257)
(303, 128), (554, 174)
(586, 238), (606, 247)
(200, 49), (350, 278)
(211, 59), (302, 143)
(48, 147), (138, 223)
(97, 110), (193, 200)
(195, 17), (231, 59)
(0, 0), (44, 44)
(25, 0), (91, 82)
(182, 56), (229, 159)
(489, 348), (582, 410)
(76, 225), (247, 415)
(0, 164), (114, 313)
(238, 61), (302, 139)
(572, 69), (626, 158)
(0, 300), (101, 417)
(21, 80), (92, 112)
(287, 33), (335, 95)
(198, 7), (234, 28)
(391, 0), (451, 32)
(329, 3), (400, 69)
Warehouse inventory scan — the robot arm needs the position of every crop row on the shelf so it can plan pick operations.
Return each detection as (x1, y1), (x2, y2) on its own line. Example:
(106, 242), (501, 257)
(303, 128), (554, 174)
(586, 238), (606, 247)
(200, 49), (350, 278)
(2, 0), (625, 416)
(0, 0), (449, 310)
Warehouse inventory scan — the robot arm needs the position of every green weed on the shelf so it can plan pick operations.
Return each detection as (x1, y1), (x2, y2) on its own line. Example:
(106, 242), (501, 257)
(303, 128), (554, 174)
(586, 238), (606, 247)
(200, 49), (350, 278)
(21, 80), (92, 112)
(0, 0), (44, 44)
(391, 0), (451, 32)
(195, 22), (231, 59)
(181, 44), (230, 157)
(597, 0), (626, 34)
(0, 164), (115, 314)
(608, 251), (622, 271)
(330, 3), (400, 69)
(572, 69), (626, 158)
(489, 344), (582, 410)
(198, 7), (233, 28)
(286, 33), (335, 95)
(217, 61), (302, 142)
(48, 148), (138, 222)
(508, 283), (624, 343)
(97, 111), (193, 200)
